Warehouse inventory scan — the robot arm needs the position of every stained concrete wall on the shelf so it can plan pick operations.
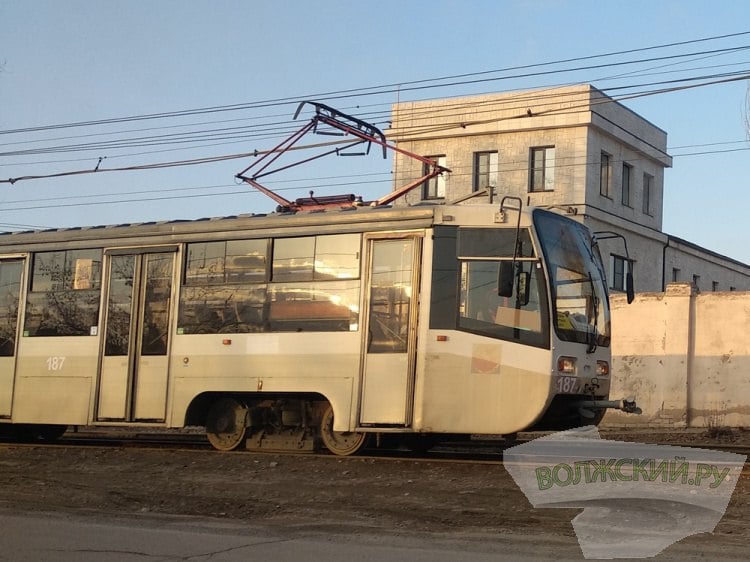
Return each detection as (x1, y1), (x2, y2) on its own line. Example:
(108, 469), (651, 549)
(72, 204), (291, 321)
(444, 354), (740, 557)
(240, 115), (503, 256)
(603, 283), (750, 428)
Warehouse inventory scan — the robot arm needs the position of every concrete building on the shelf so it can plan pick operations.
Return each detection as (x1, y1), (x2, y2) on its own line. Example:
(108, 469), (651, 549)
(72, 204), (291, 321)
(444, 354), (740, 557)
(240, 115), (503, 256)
(388, 85), (750, 293)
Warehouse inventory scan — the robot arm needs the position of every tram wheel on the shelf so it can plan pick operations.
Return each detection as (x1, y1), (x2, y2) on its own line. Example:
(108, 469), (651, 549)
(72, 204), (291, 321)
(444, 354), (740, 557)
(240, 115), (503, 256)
(206, 397), (248, 451)
(319, 405), (368, 456)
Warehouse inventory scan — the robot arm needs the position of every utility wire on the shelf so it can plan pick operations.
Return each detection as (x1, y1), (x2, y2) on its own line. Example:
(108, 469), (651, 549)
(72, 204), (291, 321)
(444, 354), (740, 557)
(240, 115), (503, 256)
(2, 31), (749, 136)
(4, 69), (748, 185)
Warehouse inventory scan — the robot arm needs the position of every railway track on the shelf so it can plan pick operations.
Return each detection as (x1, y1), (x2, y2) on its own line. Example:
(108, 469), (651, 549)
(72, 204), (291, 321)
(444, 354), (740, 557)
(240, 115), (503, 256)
(2, 429), (749, 465)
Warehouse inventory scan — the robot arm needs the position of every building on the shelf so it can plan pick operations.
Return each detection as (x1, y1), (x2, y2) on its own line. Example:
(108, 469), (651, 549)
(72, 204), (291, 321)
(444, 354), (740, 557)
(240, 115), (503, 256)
(387, 85), (750, 293)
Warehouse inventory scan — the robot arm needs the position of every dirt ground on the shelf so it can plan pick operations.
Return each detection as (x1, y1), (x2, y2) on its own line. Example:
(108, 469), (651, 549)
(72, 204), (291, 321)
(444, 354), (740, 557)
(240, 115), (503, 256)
(0, 429), (749, 552)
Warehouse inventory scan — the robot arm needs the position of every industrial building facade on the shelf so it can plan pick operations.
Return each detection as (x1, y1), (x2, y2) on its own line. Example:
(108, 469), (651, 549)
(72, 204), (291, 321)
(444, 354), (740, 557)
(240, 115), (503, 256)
(388, 85), (750, 293)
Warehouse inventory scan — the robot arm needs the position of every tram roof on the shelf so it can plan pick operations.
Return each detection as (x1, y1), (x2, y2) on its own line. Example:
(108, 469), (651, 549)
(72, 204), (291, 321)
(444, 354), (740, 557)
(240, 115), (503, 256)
(0, 202), (545, 252)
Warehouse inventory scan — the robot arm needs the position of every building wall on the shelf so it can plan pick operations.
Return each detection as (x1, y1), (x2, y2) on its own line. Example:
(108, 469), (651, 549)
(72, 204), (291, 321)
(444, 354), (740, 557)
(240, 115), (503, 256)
(665, 240), (750, 292)
(604, 284), (750, 428)
(389, 84), (750, 292)
(394, 126), (589, 207)
(584, 127), (665, 232)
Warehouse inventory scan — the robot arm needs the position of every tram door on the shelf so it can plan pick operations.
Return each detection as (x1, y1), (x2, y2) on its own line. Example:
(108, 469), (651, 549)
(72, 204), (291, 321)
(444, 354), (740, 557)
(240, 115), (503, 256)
(359, 236), (421, 425)
(0, 257), (24, 418)
(96, 250), (175, 422)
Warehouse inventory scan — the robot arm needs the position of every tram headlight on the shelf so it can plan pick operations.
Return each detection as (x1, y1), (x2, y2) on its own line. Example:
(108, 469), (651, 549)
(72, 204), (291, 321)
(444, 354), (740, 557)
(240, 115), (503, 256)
(596, 361), (610, 376)
(557, 356), (576, 374)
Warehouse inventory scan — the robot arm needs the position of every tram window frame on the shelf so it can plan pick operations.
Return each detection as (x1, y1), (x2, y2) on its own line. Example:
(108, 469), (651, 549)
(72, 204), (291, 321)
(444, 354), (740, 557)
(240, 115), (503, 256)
(24, 248), (103, 337)
(179, 239), (270, 334)
(272, 233), (361, 282)
(455, 228), (549, 349)
(179, 233), (362, 334)
(457, 259), (549, 349)
(430, 226), (549, 347)
(184, 239), (269, 286)
(269, 233), (362, 332)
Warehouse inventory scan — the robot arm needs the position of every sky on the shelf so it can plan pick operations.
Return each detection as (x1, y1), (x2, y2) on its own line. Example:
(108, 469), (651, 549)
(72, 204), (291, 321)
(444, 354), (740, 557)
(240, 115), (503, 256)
(2, 1), (749, 263)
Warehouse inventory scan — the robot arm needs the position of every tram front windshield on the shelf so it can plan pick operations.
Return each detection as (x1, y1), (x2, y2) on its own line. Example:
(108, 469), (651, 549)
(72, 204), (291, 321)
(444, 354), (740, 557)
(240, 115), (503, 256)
(533, 210), (610, 348)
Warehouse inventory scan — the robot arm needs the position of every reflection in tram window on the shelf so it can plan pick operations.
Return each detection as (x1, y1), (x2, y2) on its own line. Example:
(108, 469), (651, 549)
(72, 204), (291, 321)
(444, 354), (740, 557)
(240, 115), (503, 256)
(272, 234), (360, 282)
(105, 255), (135, 356)
(141, 254), (173, 356)
(24, 249), (102, 337)
(0, 260), (23, 356)
(180, 234), (361, 334)
(185, 239), (268, 286)
(367, 239), (413, 353)
(268, 281), (359, 332)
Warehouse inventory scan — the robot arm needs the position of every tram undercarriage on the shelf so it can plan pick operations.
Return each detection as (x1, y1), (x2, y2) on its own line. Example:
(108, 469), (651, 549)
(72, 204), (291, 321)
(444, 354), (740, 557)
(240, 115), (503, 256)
(201, 395), (371, 456)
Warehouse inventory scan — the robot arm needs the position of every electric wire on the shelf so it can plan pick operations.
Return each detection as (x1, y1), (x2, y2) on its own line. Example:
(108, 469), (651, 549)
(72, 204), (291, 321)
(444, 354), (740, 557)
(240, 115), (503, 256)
(1, 29), (749, 222)
(2, 32), (749, 137)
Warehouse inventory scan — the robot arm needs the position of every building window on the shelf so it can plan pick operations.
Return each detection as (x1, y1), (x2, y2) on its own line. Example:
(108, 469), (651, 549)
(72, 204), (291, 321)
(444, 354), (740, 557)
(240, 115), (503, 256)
(473, 151), (498, 192)
(692, 274), (700, 289)
(643, 173), (653, 215)
(600, 152), (612, 198)
(730, 286), (736, 291)
(671, 268), (680, 282)
(622, 163), (632, 207)
(712, 281), (719, 292)
(529, 147), (555, 192)
(610, 254), (632, 291)
(422, 155), (446, 199)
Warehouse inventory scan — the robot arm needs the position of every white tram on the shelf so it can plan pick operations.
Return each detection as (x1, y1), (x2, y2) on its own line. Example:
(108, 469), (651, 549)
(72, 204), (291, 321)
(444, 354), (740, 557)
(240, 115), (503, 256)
(0, 200), (638, 454)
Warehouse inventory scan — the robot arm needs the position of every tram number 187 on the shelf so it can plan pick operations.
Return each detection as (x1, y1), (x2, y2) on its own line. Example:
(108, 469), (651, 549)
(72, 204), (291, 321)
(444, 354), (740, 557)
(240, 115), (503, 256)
(46, 356), (66, 371)
(556, 376), (579, 394)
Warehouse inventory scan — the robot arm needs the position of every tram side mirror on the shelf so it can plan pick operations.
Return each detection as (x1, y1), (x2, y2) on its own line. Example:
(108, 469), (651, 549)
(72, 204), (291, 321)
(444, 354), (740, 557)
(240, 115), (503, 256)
(498, 261), (514, 298)
(517, 271), (531, 306)
(626, 271), (635, 304)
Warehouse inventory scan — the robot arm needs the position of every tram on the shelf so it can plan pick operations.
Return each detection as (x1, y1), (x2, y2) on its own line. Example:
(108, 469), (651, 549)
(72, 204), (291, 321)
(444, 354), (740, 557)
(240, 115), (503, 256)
(0, 197), (638, 454)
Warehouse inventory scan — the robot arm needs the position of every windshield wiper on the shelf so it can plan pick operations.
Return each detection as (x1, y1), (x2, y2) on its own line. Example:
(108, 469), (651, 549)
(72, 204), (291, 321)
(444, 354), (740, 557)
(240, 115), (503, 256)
(586, 272), (598, 354)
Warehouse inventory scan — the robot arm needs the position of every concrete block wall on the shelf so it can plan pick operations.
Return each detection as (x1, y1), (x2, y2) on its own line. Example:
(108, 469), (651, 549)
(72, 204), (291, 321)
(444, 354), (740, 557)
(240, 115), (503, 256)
(603, 283), (750, 428)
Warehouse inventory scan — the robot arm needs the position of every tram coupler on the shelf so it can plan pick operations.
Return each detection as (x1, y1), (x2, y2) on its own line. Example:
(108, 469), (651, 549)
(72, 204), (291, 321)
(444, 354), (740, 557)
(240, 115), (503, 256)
(575, 397), (642, 419)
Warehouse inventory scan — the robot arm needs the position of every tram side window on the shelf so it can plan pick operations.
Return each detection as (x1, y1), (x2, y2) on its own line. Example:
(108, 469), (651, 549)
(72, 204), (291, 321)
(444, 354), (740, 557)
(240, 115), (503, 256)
(179, 239), (269, 334)
(179, 234), (362, 334)
(454, 228), (548, 348)
(24, 249), (102, 337)
(272, 234), (360, 282)
(268, 280), (360, 332)
(269, 234), (361, 332)
(0, 260), (23, 355)
(458, 260), (548, 348)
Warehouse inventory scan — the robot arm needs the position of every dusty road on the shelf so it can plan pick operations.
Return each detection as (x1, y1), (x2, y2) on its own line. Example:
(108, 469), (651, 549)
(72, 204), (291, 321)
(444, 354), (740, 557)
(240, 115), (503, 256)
(0, 431), (748, 560)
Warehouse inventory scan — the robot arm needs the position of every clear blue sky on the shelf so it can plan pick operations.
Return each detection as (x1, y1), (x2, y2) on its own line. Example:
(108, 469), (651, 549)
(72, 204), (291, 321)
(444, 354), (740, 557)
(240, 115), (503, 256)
(2, 1), (749, 262)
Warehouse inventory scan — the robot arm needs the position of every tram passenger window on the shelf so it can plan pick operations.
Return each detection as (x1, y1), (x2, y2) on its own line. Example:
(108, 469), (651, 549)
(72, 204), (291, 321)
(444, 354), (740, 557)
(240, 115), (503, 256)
(180, 235), (361, 334)
(179, 285), (268, 334)
(272, 237), (315, 282)
(0, 260), (23, 355)
(180, 239), (270, 334)
(24, 249), (102, 337)
(225, 240), (268, 283)
(268, 280), (359, 332)
(272, 234), (361, 282)
(185, 239), (268, 286)
(313, 234), (360, 280)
